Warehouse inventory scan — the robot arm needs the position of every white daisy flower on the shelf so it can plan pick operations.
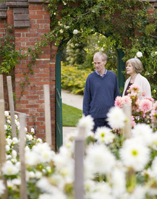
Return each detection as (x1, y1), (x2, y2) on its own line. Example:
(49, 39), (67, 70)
(15, 120), (20, 127)
(129, 185), (146, 199)
(14, 114), (18, 120)
(131, 123), (153, 146)
(73, 29), (79, 34)
(111, 166), (126, 197)
(35, 171), (42, 179)
(4, 111), (9, 117)
(12, 137), (19, 144)
(149, 157), (157, 179)
(7, 180), (14, 189)
(25, 151), (40, 166)
(136, 51), (143, 58)
(107, 106), (126, 129)
(49, 173), (65, 190)
(2, 161), (19, 175)
(7, 119), (11, 124)
(85, 144), (116, 174)
(120, 138), (150, 171)
(77, 115), (94, 135)
(26, 134), (33, 141)
(40, 150), (54, 163)
(5, 145), (10, 152)
(27, 171), (35, 179)
(37, 177), (59, 194)
(12, 150), (17, 158)
(0, 180), (5, 195)
(150, 132), (157, 150)
(6, 138), (12, 146)
(12, 178), (21, 186)
(90, 182), (112, 199)
(38, 194), (52, 199)
(84, 179), (97, 198)
(37, 138), (43, 143)
(95, 126), (115, 144)
(31, 128), (35, 133)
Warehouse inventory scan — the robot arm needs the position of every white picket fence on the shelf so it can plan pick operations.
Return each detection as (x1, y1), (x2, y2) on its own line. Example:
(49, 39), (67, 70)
(0, 74), (131, 199)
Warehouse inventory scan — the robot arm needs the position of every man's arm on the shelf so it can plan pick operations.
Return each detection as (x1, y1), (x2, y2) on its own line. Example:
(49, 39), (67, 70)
(83, 77), (91, 116)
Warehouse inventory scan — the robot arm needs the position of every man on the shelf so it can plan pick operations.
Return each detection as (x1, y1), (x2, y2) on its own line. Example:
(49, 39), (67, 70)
(83, 52), (119, 132)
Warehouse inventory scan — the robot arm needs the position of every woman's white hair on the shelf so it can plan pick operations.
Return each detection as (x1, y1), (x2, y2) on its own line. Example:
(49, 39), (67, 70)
(126, 57), (143, 73)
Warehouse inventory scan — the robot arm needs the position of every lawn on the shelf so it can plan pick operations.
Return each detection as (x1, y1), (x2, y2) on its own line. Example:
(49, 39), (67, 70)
(62, 103), (83, 127)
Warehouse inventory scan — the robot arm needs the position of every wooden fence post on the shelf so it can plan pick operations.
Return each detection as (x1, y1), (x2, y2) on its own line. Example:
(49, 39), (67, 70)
(0, 99), (8, 199)
(0, 74), (4, 100)
(122, 103), (131, 139)
(44, 85), (52, 146)
(19, 113), (28, 199)
(7, 76), (16, 138)
(74, 127), (85, 199)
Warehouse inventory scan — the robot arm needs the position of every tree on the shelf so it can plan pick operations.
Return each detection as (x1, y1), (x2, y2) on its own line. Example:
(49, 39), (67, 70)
(45, 0), (157, 98)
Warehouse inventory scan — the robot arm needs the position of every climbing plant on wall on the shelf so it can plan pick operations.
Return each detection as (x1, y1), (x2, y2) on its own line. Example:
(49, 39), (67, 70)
(0, 27), (24, 74)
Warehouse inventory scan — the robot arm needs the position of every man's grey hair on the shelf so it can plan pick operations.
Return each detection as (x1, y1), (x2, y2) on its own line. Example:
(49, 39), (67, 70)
(93, 52), (108, 61)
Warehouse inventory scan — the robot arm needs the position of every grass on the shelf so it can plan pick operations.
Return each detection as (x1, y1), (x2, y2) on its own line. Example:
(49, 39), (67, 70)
(62, 103), (83, 127)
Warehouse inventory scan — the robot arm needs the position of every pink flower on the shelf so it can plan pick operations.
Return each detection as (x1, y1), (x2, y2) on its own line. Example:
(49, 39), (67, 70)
(129, 84), (141, 94)
(139, 99), (152, 113)
(142, 91), (146, 97)
(153, 101), (157, 110)
(151, 110), (157, 122)
(114, 96), (123, 108)
(144, 97), (154, 103)
(131, 116), (136, 128)
(122, 96), (132, 105)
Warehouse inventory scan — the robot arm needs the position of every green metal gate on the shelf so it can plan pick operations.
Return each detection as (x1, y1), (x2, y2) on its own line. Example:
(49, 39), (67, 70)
(117, 48), (125, 95)
(55, 51), (63, 151)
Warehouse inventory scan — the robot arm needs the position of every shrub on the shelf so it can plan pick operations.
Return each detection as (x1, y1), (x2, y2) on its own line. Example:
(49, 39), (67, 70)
(61, 63), (92, 94)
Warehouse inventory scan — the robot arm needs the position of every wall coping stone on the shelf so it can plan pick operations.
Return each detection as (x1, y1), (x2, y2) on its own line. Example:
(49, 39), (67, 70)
(28, 0), (48, 3)
(0, 3), (7, 19)
(6, 0), (28, 8)
(141, 0), (156, 2)
(0, 3), (7, 9)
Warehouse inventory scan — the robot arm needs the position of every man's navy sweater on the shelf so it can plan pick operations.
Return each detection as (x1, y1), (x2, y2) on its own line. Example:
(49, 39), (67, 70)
(83, 70), (119, 118)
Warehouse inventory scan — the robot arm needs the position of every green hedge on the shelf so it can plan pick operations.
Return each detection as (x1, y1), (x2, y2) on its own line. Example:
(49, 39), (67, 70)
(61, 63), (92, 94)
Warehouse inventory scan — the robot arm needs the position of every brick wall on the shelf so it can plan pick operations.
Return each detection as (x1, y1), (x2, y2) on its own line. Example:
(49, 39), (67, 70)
(0, 0), (57, 150)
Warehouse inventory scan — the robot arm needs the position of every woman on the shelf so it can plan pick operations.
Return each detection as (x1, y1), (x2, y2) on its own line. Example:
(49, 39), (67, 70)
(122, 57), (151, 98)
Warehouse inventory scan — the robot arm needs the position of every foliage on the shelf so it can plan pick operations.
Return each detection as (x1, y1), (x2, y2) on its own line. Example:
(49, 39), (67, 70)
(0, 26), (49, 97)
(64, 36), (87, 65)
(0, 27), (25, 74)
(45, 0), (157, 51)
(62, 103), (82, 126)
(61, 62), (91, 94)
(64, 32), (117, 74)
(46, 0), (157, 97)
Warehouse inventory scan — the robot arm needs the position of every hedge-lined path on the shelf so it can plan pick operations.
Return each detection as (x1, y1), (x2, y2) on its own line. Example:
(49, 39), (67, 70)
(61, 89), (83, 144)
(61, 89), (83, 110)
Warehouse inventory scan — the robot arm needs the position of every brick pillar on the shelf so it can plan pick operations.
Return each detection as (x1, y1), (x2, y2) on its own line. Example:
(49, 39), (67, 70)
(0, 5), (7, 108)
(0, 3), (13, 110)
(13, 2), (56, 150)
